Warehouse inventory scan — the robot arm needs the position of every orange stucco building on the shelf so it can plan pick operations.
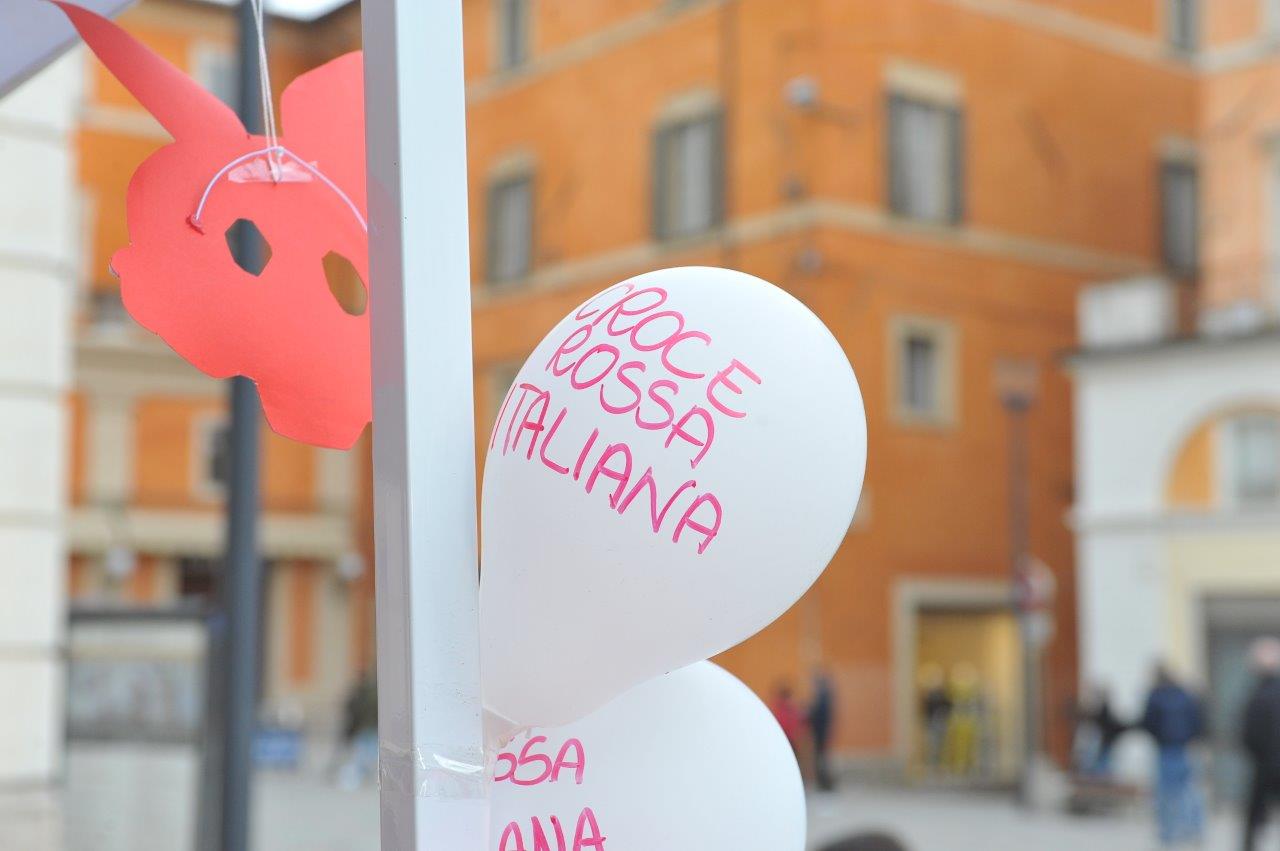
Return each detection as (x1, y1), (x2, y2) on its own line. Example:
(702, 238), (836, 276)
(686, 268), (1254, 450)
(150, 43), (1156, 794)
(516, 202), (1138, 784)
(67, 0), (1223, 777)
(67, 2), (373, 740)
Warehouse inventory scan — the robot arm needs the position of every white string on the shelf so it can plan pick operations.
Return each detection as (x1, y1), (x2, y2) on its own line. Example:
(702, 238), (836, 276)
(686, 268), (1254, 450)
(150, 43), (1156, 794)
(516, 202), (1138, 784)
(189, 145), (367, 233)
(248, 0), (281, 180)
(188, 5), (365, 235)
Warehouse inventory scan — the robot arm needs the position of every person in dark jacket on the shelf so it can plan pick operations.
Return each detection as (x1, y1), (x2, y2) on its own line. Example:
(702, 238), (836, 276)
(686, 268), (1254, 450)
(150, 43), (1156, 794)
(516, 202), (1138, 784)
(1075, 684), (1129, 779)
(336, 671), (378, 789)
(919, 665), (951, 772)
(809, 668), (837, 791)
(1242, 637), (1280, 851)
(1142, 663), (1205, 847)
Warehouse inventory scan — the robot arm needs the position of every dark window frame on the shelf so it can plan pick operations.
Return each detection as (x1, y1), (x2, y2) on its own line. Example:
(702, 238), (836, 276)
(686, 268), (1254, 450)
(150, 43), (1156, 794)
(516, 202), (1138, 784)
(1166, 0), (1199, 54)
(486, 171), (535, 286)
(1159, 159), (1199, 278)
(204, 421), (231, 492)
(496, 0), (531, 71)
(886, 92), (965, 226)
(1231, 414), (1280, 507)
(651, 108), (726, 242)
(901, 331), (939, 416)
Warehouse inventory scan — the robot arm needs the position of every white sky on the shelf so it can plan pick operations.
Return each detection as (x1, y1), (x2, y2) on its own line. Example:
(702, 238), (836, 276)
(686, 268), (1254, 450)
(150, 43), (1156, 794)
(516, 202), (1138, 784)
(197, 0), (352, 22)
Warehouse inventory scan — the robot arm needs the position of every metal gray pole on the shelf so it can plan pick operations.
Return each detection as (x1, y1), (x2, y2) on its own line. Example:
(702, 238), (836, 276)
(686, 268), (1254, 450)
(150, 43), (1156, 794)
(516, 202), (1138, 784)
(219, 3), (266, 849)
(1006, 397), (1040, 805)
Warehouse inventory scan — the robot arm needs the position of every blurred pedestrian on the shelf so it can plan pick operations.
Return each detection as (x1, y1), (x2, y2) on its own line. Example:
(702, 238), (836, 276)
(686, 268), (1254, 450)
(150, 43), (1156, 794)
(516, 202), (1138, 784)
(1241, 637), (1280, 851)
(336, 670), (378, 790)
(817, 832), (909, 851)
(1141, 663), (1205, 847)
(919, 664), (951, 772)
(809, 668), (837, 791)
(944, 664), (984, 776)
(1074, 683), (1128, 779)
(770, 682), (807, 759)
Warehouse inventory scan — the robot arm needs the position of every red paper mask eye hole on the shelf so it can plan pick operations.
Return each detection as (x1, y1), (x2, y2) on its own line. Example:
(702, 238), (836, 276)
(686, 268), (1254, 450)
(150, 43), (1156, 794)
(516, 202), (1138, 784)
(225, 218), (273, 277)
(322, 250), (367, 316)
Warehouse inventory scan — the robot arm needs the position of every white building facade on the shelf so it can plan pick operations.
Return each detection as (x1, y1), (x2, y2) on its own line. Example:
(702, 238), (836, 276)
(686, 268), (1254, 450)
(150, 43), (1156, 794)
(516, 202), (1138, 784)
(0, 51), (81, 783)
(1072, 279), (1280, 798)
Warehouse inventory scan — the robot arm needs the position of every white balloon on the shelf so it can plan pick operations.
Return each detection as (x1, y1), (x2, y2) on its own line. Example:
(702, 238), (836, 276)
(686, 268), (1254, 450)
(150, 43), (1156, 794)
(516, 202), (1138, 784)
(481, 267), (866, 729)
(489, 662), (805, 851)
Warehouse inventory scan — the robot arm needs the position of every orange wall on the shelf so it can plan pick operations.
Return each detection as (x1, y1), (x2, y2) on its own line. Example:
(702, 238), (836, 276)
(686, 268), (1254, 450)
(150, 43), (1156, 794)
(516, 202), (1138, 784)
(129, 396), (315, 511)
(288, 560), (318, 686)
(463, 0), (1193, 288)
(66, 393), (86, 504)
(125, 554), (160, 603)
(77, 128), (163, 291)
(1166, 419), (1216, 508)
(1205, 0), (1263, 48)
(1199, 60), (1280, 310)
(1022, 0), (1159, 36)
(457, 0), (1177, 759)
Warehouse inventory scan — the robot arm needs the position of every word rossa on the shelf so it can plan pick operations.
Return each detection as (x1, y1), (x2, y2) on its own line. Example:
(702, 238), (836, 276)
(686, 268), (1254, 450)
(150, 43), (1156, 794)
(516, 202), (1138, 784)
(490, 282), (762, 556)
(495, 736), (607, 851)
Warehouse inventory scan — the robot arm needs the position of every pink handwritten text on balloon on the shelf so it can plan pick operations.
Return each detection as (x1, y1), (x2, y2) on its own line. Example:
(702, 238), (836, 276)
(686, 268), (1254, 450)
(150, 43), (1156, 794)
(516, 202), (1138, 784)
(496, 736), (607, 851)
(497, 808), (607, 851)
(488, 284), (760, 556)
(494, 735), (586, 787)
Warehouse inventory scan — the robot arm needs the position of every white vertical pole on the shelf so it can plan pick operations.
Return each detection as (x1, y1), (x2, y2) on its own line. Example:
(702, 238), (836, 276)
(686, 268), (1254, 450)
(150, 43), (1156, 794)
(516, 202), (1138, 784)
(361, 3), (488, 850)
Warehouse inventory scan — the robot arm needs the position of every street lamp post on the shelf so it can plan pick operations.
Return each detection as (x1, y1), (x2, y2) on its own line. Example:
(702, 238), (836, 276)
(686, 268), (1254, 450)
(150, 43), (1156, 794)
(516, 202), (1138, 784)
(996, 357), (1046, 807)
(209, 5), (269, 851)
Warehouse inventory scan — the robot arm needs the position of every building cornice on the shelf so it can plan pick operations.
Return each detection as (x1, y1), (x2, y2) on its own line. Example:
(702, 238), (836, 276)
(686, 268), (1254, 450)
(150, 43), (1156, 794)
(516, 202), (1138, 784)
(78, 103), (170, 141)
(1065, 326), (1280, 372)
(69, 504), (352, 559)
(1069, 505), (1280, 535)
(464, 0), (1195, 107)
(75, 335), (220, 397)
(0, 250), (77, 284)
(474, 198), (1152, 308)
(467, 0), (728, 104)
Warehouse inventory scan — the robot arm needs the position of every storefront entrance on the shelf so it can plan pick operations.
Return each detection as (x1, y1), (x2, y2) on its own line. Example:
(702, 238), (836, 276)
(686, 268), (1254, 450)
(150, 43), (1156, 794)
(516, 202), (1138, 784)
(912, 606), (1023, 783)
(1204, 596), (1280, 805)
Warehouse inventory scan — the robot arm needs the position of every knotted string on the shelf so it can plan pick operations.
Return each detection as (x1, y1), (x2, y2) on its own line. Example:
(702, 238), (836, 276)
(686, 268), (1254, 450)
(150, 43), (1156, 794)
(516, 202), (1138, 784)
(187, 1), (365, 234)
(249, 0), (281, 179)
(189, 145), (367, 233)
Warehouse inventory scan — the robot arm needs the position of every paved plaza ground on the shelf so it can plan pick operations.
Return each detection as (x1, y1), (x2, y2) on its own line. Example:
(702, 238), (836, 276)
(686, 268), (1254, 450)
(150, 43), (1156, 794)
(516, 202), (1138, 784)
(1, 744), (1272, 850)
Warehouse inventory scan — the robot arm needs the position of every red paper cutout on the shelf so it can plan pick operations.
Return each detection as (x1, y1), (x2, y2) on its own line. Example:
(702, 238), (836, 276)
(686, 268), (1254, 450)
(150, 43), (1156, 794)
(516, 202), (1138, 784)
(56, 2), (370, 449)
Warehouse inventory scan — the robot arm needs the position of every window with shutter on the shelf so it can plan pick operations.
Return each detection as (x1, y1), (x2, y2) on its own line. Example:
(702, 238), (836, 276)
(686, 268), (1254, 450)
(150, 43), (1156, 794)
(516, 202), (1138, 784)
(1166, 0), (1198, 53)
(487, 173), (534, 286)
(1268, 0), (1280, 40)
(887, 95), (964, 225)
(903, 334), (938, 415)
(890, 316), (958, 427)
(497, 0), (530, 70)
(191, 44), (237, 108)
(1231, 415), (1280, 507)
(652, 110), (724, 241)
(193, 417), (231, 500)
(1269, 149), (1280, 304)
(1160, 160), (1198, 277)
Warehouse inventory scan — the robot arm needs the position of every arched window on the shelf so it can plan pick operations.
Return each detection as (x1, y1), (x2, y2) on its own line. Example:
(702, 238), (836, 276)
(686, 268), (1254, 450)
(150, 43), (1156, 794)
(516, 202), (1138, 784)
(1227, 413), (1280, 507)
(1165, 409), (1280, 511)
